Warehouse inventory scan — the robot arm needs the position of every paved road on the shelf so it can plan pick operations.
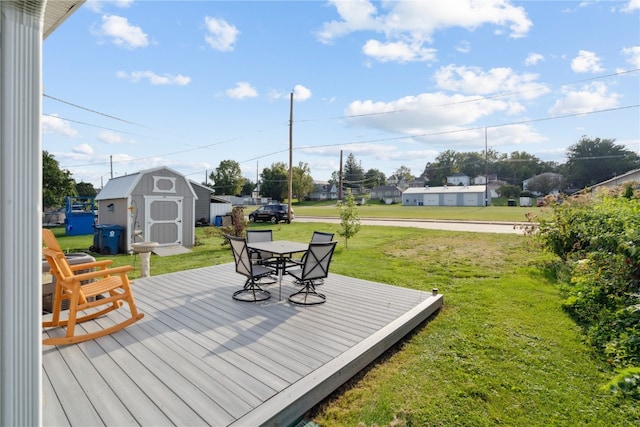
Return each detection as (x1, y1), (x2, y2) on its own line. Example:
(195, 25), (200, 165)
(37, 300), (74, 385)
(295, 216), (531, 234)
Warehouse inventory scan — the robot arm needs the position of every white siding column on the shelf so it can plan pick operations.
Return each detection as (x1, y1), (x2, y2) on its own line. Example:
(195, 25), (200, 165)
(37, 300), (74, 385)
(0, 1), (46, 425)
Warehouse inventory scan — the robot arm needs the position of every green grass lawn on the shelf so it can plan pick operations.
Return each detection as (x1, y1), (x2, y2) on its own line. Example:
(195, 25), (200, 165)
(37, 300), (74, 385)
(293, 201), (545, 222)
(47, 223), (638, 426)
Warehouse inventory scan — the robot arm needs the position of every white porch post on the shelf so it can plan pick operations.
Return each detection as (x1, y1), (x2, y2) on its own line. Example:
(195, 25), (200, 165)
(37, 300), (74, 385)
(0, 1), (46, 425)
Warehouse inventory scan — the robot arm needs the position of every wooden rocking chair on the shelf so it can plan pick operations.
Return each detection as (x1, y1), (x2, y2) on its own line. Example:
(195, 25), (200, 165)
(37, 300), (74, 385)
(42, 229), (144, 346)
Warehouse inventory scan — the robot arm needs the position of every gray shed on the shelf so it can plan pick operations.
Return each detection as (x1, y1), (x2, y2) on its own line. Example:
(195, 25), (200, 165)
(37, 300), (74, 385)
(96, 166), (197, 252)
(188, 180), (233, 225)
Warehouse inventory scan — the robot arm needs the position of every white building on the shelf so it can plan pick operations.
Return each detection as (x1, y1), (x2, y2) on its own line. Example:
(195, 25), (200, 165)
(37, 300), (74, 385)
(402, 185), (487, 207)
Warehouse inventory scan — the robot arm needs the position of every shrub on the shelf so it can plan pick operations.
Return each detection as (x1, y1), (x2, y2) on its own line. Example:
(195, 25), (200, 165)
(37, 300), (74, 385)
(534, 188), (640, 397)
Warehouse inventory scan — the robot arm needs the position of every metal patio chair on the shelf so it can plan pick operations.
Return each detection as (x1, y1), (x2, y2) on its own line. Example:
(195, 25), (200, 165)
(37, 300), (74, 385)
(289, 231), (335, 285)
(227, 234), (275, 302)
(287, 241), (337, 305)
(246, 229), (278, 284)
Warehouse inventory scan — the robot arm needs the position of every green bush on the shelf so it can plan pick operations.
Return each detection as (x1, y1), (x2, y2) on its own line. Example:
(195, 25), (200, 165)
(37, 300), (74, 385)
(535, 188), (640, 397)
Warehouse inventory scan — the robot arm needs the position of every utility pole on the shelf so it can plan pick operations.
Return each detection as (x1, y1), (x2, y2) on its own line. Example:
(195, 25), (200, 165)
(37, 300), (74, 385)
(110, 155), (113, 179)
(338, 150), (343, 201)
(288, 91), (293, 222)
(485, 127), (488, 206)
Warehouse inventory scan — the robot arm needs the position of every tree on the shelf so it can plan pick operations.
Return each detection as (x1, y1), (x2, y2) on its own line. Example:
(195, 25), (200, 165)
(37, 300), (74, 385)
(260, 162), (288, 201)
(564, 136), (640, 188)
(343, 153), (365, 191)
(241, 179), (255, 196)
(394, 166), (413, 182)
(292, 162), (314, 201)
(75, 181), (97, 197)
(430, 150), (457, 185)
(496, 184), (521, 199)
(210, 160), (245, 195)
(337, 189), (360, 249)
(365, 168), (386, 188)
(526, 173), (563, 196)
(43, 151), (76, 208)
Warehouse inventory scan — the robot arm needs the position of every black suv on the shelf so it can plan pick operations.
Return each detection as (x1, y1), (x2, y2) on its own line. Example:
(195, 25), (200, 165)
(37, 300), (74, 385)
(248, 203), (294, 224)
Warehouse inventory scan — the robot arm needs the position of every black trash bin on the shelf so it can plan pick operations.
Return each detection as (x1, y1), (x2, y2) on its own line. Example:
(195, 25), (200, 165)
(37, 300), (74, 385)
(92, 224), (123, 255)
(507, 199), (516, 207)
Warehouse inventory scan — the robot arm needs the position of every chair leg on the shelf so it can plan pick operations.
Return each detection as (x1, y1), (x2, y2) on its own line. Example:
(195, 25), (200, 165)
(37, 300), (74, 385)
(288, 281), (326, 305)
(233, 278), (271, 302)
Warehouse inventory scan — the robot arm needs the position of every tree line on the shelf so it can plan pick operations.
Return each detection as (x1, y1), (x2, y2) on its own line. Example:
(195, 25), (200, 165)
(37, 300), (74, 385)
(43, 137), (639, 208)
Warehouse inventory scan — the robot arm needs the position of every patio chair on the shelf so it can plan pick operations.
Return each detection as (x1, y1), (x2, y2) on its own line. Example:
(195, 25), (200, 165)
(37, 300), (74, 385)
(227, 235), (275, 302)
(289, 231), (335, 285)
(246, 229), (277, 284)
(42, 231), (144, 346)
(287, 241), (337, 305)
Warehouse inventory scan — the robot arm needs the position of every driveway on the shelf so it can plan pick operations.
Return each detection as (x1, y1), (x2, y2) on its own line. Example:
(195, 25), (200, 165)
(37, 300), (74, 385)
(294, 216), (531, 234)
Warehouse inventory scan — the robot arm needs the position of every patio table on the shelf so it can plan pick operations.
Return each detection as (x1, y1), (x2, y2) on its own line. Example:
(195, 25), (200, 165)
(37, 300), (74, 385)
(246, 240), (308, 300)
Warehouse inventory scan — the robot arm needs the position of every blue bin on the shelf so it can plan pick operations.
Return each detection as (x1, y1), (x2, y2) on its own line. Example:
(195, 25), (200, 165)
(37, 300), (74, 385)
(214, 215), (223, 227)
(92, 224), (123, 255)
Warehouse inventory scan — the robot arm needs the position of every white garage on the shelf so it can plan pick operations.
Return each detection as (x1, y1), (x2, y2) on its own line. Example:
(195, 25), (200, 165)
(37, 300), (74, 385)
(402, 185), (487, 207)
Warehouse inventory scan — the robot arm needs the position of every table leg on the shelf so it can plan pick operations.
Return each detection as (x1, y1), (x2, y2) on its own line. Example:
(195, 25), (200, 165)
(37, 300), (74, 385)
(278, 258), (283, 301)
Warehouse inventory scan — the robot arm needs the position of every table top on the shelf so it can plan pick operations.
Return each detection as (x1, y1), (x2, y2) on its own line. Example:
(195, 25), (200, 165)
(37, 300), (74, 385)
(246, 239), (309, 256)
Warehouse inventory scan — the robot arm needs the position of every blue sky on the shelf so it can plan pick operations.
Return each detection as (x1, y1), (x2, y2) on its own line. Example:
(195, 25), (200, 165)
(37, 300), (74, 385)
(43, 0), (640, 189)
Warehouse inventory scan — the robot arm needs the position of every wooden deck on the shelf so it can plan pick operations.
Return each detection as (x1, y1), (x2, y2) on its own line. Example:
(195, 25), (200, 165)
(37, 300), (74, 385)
(42, 263), (443, 426)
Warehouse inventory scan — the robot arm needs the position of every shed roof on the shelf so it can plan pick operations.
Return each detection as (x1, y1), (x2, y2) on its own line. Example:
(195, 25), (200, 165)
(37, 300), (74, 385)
(403, 185), (486, 194)
(95, 173), (139, 200)
(96, 166), (197, 200)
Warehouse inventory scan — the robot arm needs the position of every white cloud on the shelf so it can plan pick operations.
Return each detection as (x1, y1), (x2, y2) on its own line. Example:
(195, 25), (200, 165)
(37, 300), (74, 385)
(204, 17), (239, 51)
(116, 70), (191, 85)
(622, 45), (640, 68)
(548, 82), (620, 115)
(525, 52), (544, 66)
(571, 50), (604, 73)
(266, 85), (312, 101)
(433, 65), (549, 100)
(85, 0), (134, 12)
(362, 40), (437, 63)
(317, 0), (531, 64)
(97, 131), (136, 144)
(42, 115), (79, 137)
(345, 92), (511, 136)
(622, 0), (640, 12)
(98, 15), (148, 49)
(293, 85), (312, 102)
(225, 82), (258, 99)
(456, 40), (471, 54)
(72, 144), (94, 155)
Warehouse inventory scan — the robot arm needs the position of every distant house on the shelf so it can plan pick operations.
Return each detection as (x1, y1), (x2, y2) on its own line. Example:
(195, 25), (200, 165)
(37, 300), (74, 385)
(387, 174), (408, 189)
(447, 172), (471, 186)
(370, 185), (403, 204)
(408, 176), (427, 187)
(473, 173), (497, 185)
(402, 185), (487, 207)
(307, 181), (337, 201)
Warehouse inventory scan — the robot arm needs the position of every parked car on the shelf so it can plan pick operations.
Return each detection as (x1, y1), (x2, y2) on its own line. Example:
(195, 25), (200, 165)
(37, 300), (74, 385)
(248, 204), (294, 224)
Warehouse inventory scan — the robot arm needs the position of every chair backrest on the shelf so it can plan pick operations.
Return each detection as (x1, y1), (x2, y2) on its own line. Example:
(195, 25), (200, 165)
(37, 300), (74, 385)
(311, 231), (334, 243)
(42, 248), (73, 282)
(301, 241), (337, 281)
(246, 229), (273, 260)
(227, 235), (253, 278)
(43, 228), (64, 254)
(246, 229), (273, 243)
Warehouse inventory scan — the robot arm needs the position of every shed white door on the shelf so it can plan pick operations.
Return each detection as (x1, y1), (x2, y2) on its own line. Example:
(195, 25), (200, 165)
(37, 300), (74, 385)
(145, 196), (183, 246)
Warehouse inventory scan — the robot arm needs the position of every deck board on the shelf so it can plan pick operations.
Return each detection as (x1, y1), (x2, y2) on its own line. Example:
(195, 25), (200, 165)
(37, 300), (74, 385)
(42, 263), (443, 426)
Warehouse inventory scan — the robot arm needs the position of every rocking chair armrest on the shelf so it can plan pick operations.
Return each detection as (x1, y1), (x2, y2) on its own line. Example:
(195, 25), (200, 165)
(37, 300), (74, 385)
(63, 265), (134, 283)
(68, 259), (114, 271)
